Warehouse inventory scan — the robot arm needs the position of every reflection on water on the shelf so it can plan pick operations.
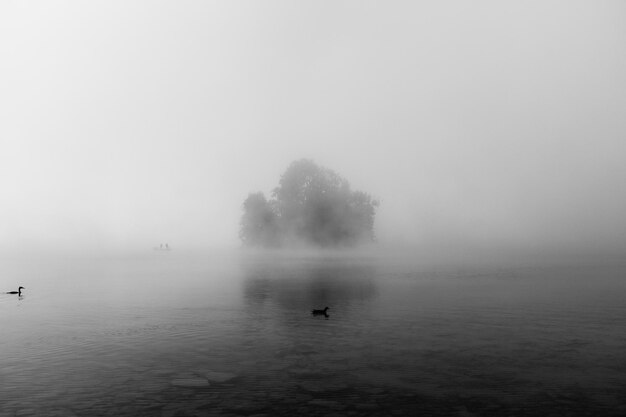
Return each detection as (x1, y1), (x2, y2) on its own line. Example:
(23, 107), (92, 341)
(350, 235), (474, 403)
(1, 253), (625, 416)
(243, 259), (378, 313)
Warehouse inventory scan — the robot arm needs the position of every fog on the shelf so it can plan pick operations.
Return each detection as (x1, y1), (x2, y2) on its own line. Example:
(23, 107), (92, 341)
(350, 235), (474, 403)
(2, 1), (626, 262)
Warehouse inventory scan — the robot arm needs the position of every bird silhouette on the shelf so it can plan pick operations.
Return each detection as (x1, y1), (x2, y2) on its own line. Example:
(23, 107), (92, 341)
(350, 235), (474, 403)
(6, 286), (25, 296)
(311, 306), (329, 317)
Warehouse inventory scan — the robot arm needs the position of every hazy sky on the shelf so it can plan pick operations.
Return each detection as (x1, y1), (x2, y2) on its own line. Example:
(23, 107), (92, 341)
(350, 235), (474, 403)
(2, 1), (625, 255)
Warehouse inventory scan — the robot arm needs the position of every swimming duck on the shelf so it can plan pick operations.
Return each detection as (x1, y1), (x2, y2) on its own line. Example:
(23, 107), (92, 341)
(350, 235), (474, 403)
(311, 306), (329, 316)
(6, 286), (24, 296)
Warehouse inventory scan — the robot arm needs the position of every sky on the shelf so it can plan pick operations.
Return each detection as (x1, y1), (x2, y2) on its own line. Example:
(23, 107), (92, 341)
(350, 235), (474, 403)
(1, 1), (626, 257)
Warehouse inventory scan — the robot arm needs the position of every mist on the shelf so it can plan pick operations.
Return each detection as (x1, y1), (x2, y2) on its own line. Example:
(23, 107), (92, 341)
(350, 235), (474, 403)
(2, 1), (626, 263)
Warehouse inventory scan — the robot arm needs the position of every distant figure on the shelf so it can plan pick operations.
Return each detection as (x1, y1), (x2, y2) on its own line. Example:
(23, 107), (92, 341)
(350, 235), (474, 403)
(160, 244), (163, 249)
(6, 286), (25, 296)
(311, 306), (329, 317)
(165, 243), (169, 250)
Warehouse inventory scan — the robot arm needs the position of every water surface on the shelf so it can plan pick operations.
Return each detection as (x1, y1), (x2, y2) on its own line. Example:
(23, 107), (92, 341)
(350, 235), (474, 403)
(1, 252), (625, 416)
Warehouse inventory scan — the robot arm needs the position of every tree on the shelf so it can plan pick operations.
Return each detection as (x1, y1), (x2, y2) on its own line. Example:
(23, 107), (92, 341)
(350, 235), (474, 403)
(240, 159), (379, 247)
(239, 192), (280, 246)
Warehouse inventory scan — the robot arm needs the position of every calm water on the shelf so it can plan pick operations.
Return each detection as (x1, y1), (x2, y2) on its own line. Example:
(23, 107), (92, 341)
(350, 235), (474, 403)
(1, 251), (625, 416)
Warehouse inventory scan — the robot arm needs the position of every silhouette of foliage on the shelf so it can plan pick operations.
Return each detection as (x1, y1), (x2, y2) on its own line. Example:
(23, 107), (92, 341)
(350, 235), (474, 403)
(239, 192), (280, 246)
(240, 159), (378, 247)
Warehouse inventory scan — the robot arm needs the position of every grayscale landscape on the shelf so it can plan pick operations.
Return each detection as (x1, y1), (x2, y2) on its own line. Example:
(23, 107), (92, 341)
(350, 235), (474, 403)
(2, 1), (626, 416)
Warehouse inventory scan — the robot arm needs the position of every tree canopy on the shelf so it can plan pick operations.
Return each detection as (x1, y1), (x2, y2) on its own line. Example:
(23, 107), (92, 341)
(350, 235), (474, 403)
(240, 159), (378, 247)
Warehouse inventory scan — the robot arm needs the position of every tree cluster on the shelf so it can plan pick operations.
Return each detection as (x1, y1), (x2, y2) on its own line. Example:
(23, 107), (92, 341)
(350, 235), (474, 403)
(240, 159), (378, 247)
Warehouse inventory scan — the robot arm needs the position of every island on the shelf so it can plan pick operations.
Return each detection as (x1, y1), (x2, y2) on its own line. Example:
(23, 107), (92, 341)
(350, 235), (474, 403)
(240, 159), (379, 247)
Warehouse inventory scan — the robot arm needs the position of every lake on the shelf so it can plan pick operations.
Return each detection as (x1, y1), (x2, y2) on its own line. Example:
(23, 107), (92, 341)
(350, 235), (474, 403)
(1, 251), (625, 416)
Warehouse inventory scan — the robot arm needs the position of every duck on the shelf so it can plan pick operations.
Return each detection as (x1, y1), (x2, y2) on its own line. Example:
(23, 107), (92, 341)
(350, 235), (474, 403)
(311, 306), (329, 316)
(6, 286), (25, 296)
